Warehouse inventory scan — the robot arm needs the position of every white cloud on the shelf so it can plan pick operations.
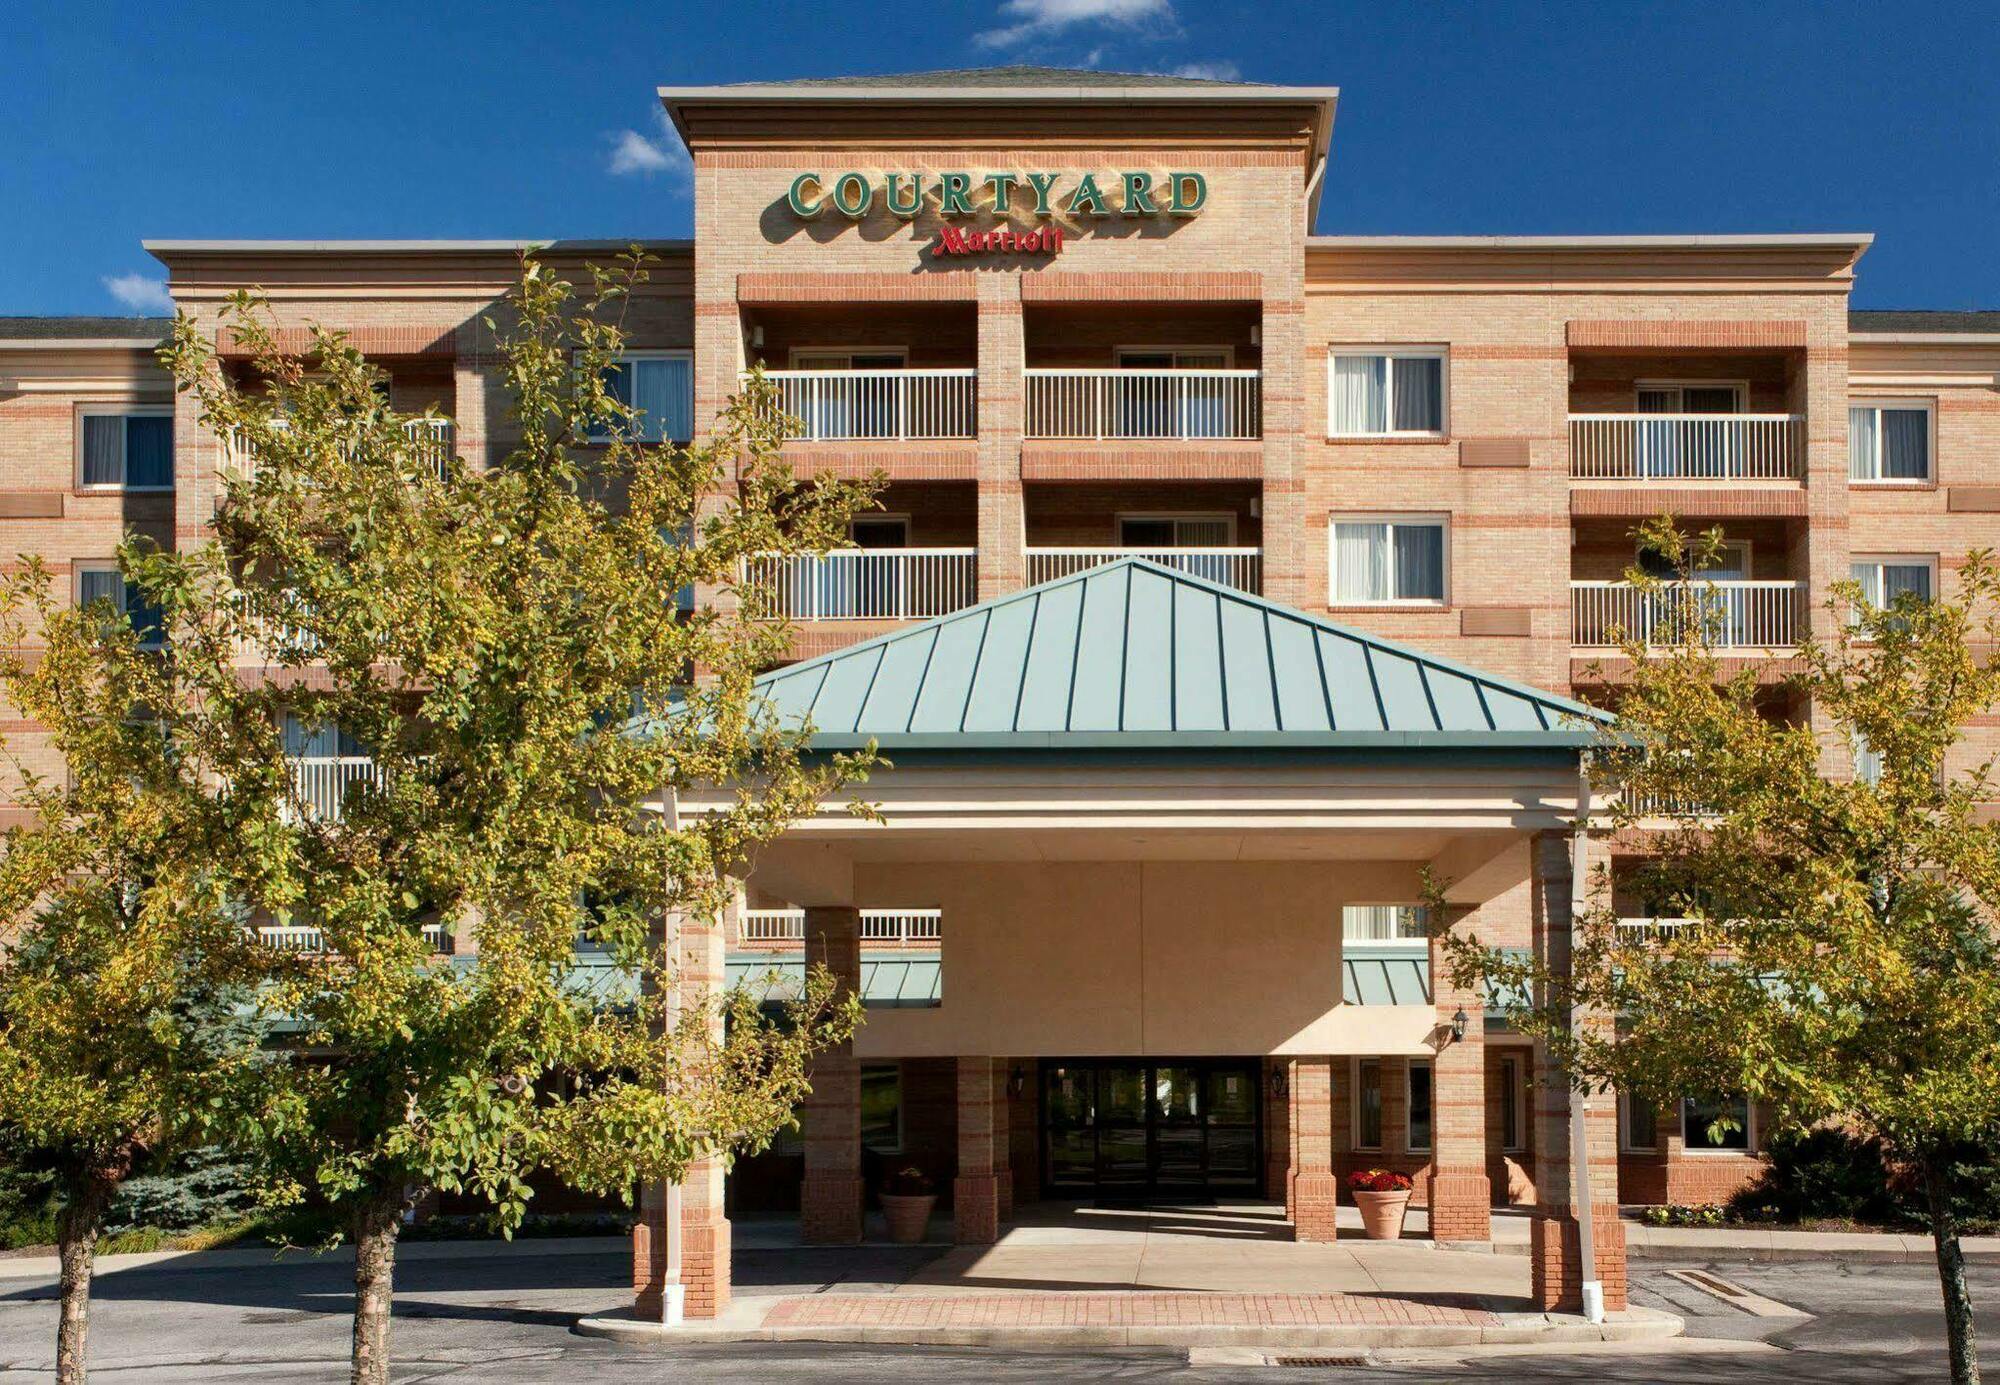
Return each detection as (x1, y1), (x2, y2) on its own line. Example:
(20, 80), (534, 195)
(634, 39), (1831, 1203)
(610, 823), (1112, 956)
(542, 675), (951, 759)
(1164, 60), (1240, 81)
(975, 0), (1177, 49)
(605, 109), (691, 181)
(102, 273), (173, 314)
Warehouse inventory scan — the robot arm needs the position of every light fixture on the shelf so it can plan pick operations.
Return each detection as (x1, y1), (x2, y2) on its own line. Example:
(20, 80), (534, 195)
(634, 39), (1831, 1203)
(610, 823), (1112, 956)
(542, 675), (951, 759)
(750, 324), (765, 349)
(1009, 1064), (1026, 1098)
(1269, 1067), (1288, 1099)
(1451, 1008), (1469, 1043)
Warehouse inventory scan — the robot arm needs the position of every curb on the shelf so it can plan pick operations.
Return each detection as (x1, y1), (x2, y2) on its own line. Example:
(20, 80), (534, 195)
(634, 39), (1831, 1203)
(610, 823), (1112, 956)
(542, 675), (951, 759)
(573, 1305), (1684, 1351)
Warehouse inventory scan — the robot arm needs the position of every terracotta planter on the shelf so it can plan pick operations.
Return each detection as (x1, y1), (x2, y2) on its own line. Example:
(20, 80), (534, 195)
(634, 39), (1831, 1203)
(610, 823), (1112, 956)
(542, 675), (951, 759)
(880, 1192), (937, 1244)
(1352, 1188), (1411, 1240)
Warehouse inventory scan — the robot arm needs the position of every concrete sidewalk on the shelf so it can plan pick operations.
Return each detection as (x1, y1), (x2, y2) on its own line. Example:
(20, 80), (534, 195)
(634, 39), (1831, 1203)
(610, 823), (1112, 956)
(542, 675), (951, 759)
(1483, 1209), (1990, 1263)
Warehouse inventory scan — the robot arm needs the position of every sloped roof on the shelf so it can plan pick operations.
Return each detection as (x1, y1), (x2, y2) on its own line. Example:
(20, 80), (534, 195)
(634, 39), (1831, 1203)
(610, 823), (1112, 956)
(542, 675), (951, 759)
(0, 316), (170, 342)
(754, 559), (1606, 752)
(1851, 309), (2000, 334)
(724, 65), (1271, 91)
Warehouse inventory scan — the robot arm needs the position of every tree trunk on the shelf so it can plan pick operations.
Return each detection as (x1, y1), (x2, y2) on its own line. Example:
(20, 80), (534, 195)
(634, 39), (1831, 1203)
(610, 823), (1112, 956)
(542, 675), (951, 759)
(1925, 1151), (1983, 1385)
(54, 1172), (114, 1385)
(349, 1191), (405, 1385)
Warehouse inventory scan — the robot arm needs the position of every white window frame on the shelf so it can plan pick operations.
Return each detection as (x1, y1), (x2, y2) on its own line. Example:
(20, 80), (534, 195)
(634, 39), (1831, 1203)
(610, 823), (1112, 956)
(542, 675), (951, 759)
(1619, 1093), (1661, 1154)
(74, 561), (164, 650)
(1498, 1054), (1526, 1153)
(75, 405), (175, 492)
(1850, 553), (1938, 629)
(1848, 398), (1936, 485)
(592, 349), (694, 443)
(1113, 345), (1236, 368)
(1351, 1057), (1385, 1151)
(1633, 379), (1750, 412)
(1340, 903), (1429, 950)
(1327, 513), (1450, 607)
(1680, 1095), (1754, 1155)
(1406, 1058), (1433, 1153)
(1114, 511), (1238, 546)
(1326, 346), (1448, 439)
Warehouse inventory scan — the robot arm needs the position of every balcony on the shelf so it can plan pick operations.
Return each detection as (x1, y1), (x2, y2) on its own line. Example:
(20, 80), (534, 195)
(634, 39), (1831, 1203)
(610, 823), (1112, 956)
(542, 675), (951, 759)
(225, 418), (456, 478)
(1023, 547), (1263, 593)
(286, 755), (382, 822)
(757, 369), (976, 441)
(1024, 369), (1261, 441)
(737, 908), (942, 949)
(1614, 917), (1697, 939)
(741, 549), (978, 622)
(1570, 581), (1801, 648)
(258, 921), (449, 952)
(1569, 414), (1802, 481)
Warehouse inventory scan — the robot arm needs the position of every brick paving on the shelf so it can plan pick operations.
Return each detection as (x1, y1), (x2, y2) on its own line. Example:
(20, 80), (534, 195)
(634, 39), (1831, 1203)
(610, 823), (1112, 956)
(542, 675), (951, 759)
(763, 1292), (1499, 1330)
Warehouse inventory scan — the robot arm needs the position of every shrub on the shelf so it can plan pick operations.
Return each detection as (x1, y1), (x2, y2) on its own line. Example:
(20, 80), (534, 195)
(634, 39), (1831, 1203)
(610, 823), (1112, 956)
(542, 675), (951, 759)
(882, 1165), (936, 1198)
(103, 1147), (262, 1237)
(0, 1161), (58, 1250)
(1727, 1127), (1896, 1225)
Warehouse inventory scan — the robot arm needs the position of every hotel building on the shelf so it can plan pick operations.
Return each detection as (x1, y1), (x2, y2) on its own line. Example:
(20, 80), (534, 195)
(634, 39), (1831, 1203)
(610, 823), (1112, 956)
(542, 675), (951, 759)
(2, 67), (1997, 1317)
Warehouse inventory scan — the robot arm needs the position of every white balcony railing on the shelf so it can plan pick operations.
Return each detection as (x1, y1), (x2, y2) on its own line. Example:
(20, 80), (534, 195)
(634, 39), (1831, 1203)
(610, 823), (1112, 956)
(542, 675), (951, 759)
(225, 418), (456, 478)
(286, 755), (383, 822)
(1569, 414), (1802, 480)
(737, 908), (942, 947)
(258, 922), (449, 952)
(756, 370), (977, 441)
(1614, 917), (1698, 938)
(741, 549), (977, 621)
(1025, 369), (1262, 441)
(1023, 547), (1263, 593)
(1570, 581), (1801, 648)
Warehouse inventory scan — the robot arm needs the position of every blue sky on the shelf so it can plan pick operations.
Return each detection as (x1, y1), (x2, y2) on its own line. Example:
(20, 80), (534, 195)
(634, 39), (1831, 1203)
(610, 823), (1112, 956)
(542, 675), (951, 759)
(4, 0), (1995, 315)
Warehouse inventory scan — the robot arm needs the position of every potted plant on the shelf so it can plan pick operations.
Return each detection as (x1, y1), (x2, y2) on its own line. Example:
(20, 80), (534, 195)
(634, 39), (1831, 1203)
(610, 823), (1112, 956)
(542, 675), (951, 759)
(1348, 1168), (1414, 1240)
(879, 1166), (937, 1244)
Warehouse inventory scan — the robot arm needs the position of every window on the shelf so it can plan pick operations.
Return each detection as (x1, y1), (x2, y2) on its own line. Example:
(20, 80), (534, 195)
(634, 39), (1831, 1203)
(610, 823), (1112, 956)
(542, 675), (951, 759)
(1329, 516), (1447, 605)
(860, 1063), (903, 1154)
(1635, 382), (1746, 414)
(1499, 1056), (1524, 1152)
(1620, 1095), (1659, 1153)
(789, 350), (909, 440)
(1341, 904), (1428, 944)
(75, 564), (163, 649)
(1406, 1060), (1433, 1152)
(1117, 514), (1235, 548)
(599, 352), (693, 442)
(78, 408), (173, 490)
(1328, 349), (1445, 437)
(1850, 556), (1935, 626)
(281, 713), (367, 760)
(1852, 731), (1883, 787)
(1849, 402), (1933, 482)
(1354, 1059), (1383, 1150)
(1682, 1096), (1751, 1152)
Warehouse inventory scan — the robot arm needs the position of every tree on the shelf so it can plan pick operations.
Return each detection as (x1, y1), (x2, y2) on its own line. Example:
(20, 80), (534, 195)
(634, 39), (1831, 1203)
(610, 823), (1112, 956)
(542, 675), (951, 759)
(153, 251), (873, 1385)
(0, 557), (272, 1385)
(1443, 518), (2000, 1384)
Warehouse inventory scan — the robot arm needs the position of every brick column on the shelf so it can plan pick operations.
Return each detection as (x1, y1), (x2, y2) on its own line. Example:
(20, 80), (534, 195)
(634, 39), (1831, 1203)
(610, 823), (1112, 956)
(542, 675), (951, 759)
(1287, 1057), (1338, 1241)
(989, 1060), (1015, 1221)
(955, 1056), (1003, 1244)
(1529, 830), (1627, 1312)
(801, 906), (864, 1244)
(976, 282), (1024, 599)
(632, 896), (733, 1318)
(1265, 1056), (1291, 1207)
(1430, 904), (1492, 1244)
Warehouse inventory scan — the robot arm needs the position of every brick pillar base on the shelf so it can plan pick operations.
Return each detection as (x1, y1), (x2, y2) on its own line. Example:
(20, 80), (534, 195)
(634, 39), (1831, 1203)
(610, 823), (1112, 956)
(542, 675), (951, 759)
(1429, 1165), (1493, 1244)
(801, 1173), (864, 1245)
(954, 1173), (1001, 1244)
(1530, 1209), (1628, 1312)
(1291, 1171), (1340, 1242)
(632, 1177), (732, 1318)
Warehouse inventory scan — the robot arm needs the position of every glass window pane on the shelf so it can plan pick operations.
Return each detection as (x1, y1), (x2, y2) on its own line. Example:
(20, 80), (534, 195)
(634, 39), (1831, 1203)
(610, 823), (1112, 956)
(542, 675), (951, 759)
(1331, 355), (1387, 433)
(632, 358), (693, 442)
(1391, 523), (1444, 600)
(1850, 562), (1884, 609)
(1407, 1063), (1432, 1151)
(1848, 406), (1878, 480)
(122, 579), (164, 647)
(1332, 522), (1389, 601)
(1499, 1059), (1520, 1150)
(1881, 409), (1929, 479)
(860, 1064), (901, 1152)
(1682, 1096), (1749, 1150)
(78, 567), (123, 607)
(125, 417), (174, 488)
(1624, 1097), (1658, 1151)
(1391, 356), (1442, 432)
(1357, 1061), (1383, 1148)
(82, 416), (124, 485)
(1884, 564), (1931, 602)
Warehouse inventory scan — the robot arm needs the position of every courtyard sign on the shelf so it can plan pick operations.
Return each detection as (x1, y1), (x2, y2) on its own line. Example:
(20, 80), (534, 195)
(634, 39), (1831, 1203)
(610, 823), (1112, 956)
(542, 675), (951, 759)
(786, 170), (1206, 223)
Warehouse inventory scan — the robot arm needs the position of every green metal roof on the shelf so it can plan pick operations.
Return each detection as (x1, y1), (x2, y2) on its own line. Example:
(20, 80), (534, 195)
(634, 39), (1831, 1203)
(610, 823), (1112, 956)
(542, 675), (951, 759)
(728, 954), (942, 1008)
(1342, 949), (1433, 1006)
(754, 559), (1608, 752)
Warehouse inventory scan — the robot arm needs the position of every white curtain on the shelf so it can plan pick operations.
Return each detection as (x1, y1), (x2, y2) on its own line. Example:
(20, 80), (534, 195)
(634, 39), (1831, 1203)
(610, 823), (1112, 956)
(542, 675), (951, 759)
(632, 358), (693, 443)
(82, 416), (124, 485)
(1848, 406), (1878, 480)
(1331, 356), (1386, 433)
(1333, 522), (1389, 600)
(78, 567), (123, 608)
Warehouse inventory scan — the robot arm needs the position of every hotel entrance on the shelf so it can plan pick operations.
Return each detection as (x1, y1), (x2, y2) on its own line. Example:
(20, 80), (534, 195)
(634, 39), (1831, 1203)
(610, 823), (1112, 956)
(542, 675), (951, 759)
(1040, 1059), (1262, 1200)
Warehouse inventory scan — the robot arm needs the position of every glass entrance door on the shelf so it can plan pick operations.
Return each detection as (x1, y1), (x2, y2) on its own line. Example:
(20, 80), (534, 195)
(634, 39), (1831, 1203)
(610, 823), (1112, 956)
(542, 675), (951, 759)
(1039, 1059), (1262, 1199)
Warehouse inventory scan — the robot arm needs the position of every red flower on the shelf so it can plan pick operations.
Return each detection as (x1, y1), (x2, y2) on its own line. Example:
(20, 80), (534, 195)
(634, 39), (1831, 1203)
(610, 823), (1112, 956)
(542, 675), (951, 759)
(1347, 1168), (1413, 1193)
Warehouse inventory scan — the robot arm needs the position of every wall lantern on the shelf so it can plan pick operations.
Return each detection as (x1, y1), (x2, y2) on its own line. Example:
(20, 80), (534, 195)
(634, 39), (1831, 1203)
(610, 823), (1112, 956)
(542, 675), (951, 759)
(1451, 1008), (1470, 1043)
(1009, 1065), (1027, 1098)
(1269, 1068), (1288, 1099)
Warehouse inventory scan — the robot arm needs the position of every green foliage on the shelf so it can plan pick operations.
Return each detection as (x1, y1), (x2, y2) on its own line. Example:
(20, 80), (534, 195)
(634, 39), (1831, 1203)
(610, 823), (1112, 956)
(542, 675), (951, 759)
(104, 1147), (263, 1237)
(1729, 1127), (1899, 1225)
